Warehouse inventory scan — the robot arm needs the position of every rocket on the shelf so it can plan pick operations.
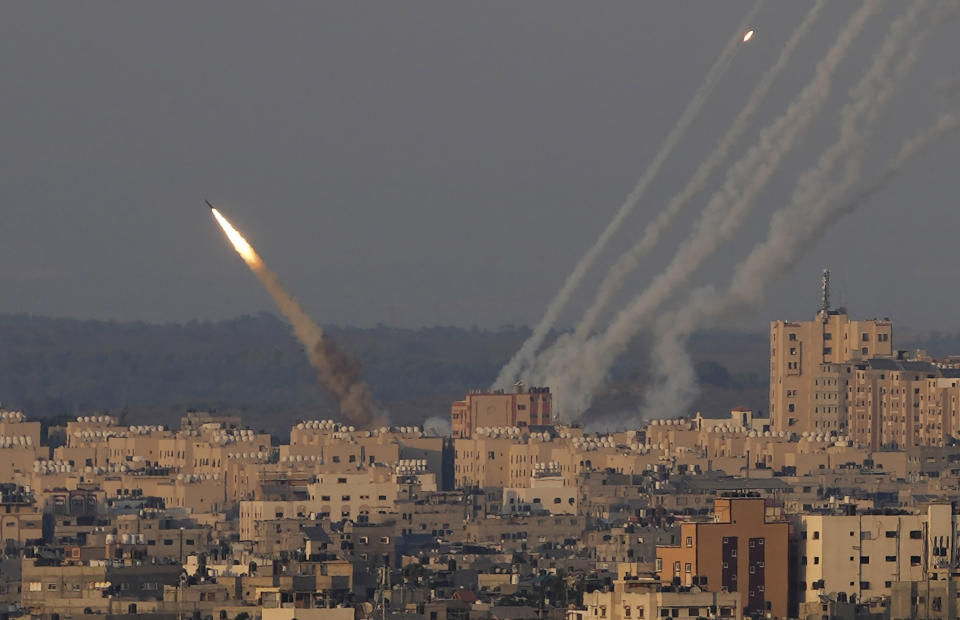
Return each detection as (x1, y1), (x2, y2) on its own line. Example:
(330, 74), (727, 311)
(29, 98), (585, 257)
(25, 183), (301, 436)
(205, 199), (215, 210)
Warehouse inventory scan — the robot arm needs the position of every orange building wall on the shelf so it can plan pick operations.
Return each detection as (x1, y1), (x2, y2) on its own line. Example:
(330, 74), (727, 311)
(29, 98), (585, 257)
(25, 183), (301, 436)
(657, 498), (789, 619)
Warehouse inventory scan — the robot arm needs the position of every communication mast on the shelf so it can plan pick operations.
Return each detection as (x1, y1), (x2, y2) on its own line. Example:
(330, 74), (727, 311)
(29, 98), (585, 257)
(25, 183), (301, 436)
(819, 269), (831, 322)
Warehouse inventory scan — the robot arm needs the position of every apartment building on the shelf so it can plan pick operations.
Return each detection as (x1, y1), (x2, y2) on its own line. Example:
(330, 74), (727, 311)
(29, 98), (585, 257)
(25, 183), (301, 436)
(0, 484), (43, 546)
(451, 384), (553, 438)
(770, 301), (892, 434)
(577, 569), (743, 620)
(798, 503), (955, 604)
(656, 497), (790, 619)
(847, 359), (960, 450)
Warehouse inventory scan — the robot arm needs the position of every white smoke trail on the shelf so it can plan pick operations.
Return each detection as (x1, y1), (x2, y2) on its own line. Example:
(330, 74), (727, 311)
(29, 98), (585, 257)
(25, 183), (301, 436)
(571, 0), (828, 344)
(641, 0), (946, 420)
(211, 209), (389, 429)
(532, 1), (883, 418)
(493, 0), (764, 389)
(643, 112), (958, 422)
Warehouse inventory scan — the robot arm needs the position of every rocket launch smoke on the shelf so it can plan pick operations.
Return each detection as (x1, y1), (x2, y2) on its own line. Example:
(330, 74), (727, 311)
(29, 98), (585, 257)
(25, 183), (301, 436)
(529, 1), (883, 418)
(493, 0), (764, 390)
(569, 0), (828, 345)
(642, 113), (959, 423)
(640, 1), (957, 422)
(211, 209), (387, 429)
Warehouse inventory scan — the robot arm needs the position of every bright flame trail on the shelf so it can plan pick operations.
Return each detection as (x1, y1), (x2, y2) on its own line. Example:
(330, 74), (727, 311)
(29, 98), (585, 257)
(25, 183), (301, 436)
(493, 0), (764, 389)
(211, 207), (387, 429)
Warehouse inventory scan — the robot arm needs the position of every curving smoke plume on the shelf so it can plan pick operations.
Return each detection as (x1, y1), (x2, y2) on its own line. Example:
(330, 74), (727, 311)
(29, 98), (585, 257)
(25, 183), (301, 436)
(529, 1), (883, 418)
(493, 0), (764, 389)
(570, 0), (829, 345)
(211, 208), (388, 429)
(643, 112), (959, 422)
(640, 0), (957, 419)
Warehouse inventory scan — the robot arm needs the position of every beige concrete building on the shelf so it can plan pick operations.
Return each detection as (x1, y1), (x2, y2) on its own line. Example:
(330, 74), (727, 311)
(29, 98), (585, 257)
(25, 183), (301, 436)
(770, 305), (892, 434)
(0, 485), (42, 546)
(576, 570), (742, 620)
(501, 467), (579, 515)
(847, 359), (960, 450)
(798, 503), (956, 605)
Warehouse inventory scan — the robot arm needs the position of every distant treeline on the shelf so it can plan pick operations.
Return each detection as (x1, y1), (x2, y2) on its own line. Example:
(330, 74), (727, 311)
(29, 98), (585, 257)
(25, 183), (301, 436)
(0, 313), (774, 432)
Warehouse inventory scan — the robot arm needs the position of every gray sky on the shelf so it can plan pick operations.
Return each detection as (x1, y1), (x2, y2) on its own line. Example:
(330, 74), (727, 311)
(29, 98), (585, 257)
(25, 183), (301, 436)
(1, 1), (958, 330)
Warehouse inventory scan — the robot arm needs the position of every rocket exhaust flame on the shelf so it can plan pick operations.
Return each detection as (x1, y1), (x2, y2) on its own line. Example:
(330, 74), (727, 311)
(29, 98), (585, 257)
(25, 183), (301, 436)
(210, 206), (388, 429)
(211, 208), (260, 266)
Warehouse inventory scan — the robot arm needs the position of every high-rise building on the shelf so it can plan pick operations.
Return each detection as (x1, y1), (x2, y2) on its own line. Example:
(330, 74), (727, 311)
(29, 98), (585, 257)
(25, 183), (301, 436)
(769, 272), (893, 433)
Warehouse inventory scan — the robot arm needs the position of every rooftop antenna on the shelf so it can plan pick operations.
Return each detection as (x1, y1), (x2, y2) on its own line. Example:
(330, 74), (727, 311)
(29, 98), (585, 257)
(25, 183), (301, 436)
(820, 268), (831, 322)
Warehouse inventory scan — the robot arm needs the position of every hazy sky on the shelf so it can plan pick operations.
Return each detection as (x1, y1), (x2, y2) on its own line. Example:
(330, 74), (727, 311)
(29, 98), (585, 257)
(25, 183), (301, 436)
(2, 2), (958, 330)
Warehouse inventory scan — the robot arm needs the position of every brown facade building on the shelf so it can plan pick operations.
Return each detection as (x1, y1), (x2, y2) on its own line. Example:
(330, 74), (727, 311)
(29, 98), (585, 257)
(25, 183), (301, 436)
(656, 497), (790, 619)
(451, 384), (552, 438)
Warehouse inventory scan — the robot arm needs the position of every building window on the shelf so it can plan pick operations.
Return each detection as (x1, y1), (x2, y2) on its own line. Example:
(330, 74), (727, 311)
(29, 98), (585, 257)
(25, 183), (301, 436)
(911, 556), (922, 566)
(685, 563), (692, 573)
(686, 536), (693, 548)
(860, 556), (869, 564)
(886, 555), (897, 562)
(909, 530), (922, 539)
